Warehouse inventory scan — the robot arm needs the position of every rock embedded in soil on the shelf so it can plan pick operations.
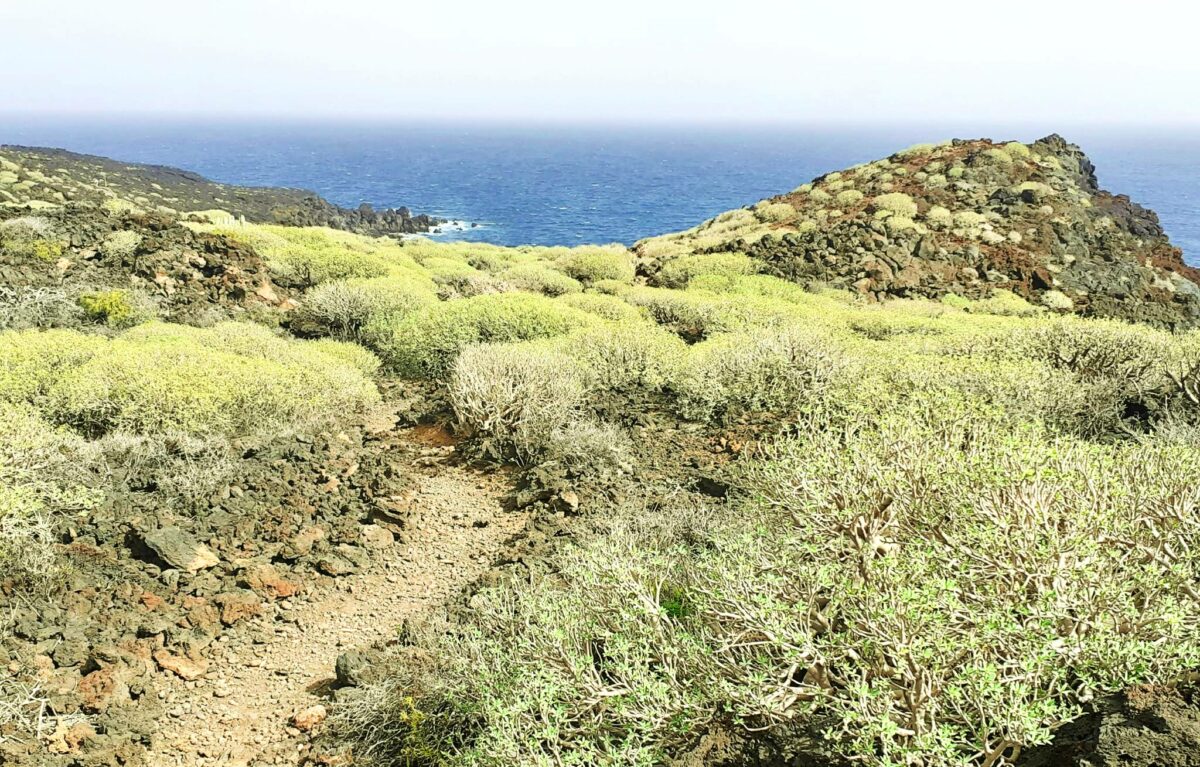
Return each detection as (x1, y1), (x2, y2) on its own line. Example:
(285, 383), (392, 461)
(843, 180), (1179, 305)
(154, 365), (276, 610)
(142, 527), (220, 572)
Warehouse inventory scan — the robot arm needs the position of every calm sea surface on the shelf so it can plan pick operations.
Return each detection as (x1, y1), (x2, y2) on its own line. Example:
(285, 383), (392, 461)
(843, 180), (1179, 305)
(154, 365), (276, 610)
(2, 118), (1196, 263)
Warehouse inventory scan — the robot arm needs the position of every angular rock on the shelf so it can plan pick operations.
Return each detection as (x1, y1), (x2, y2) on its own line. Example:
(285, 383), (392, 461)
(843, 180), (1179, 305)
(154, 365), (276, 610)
(213, 590), (262, 626)
(153, 649), (208, 680)
(142, 527), (219, 572)
(359, 524), (394, 550)
(238, 563), (300, 599)
(291, 704), (327, 732)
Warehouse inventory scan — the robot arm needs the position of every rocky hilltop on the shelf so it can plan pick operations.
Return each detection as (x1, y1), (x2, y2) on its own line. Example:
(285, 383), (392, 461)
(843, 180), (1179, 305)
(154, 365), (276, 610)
(636, 135), (1200, 328)
(0, 145), (441, 236)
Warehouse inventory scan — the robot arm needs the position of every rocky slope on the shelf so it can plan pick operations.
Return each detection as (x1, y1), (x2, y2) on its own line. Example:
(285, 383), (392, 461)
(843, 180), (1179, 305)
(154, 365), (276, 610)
(0, 145), (441, 236)
(636, 135), (1200, 328)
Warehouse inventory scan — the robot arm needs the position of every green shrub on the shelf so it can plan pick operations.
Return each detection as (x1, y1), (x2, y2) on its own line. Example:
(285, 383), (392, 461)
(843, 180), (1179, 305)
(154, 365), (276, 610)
(0, 329), (106, 405)
(555, 292), (643, 322)
(292, 277), (437, 342)
(242, 226), (393, 287)
(0, 403), (101, 585)
(77, 289), (147, 328)
(657, 253), (756, 289)
(674, 326), (852, 421)
(100, 230), (142, 260)
(37, 323), (379, 438)
(0, 216), (64, 262)
(555, 247), (636, 284)
(557, 321), (687, 392)
(497, 263), (582, 296)
(371, 293), (595, 378)
(449, 343), (586, 464)
(754, 201), (797, 224)
(835, 189), (864, 207)
(871, 192), (918, 218)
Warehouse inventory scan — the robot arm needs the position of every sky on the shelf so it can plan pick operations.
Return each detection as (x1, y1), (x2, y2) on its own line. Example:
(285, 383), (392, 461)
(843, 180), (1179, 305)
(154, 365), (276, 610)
(2, 0), (1197, 124)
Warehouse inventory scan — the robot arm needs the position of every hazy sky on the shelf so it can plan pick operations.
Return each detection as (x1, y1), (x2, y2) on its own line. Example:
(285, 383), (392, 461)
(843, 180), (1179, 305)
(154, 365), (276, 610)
(2, 0), (1196, 123)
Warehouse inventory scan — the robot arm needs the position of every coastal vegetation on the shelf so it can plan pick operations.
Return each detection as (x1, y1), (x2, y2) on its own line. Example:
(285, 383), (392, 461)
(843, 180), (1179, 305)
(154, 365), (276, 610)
(2, 136), (1198, 767)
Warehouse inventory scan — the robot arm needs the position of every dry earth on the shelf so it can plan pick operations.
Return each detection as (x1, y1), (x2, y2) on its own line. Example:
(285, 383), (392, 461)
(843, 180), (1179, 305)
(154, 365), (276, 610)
(144, 453), (526, 767)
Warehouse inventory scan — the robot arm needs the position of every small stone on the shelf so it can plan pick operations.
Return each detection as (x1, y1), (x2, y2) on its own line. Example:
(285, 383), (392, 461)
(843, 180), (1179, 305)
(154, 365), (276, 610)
(142, 527), (219, 572)
(291, 704), (327, 732)
(154, 649), (209, 680)
(359, 524), (394, 550)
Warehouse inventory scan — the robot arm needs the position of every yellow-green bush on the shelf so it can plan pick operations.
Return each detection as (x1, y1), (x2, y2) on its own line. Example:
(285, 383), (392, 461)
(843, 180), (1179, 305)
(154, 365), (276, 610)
(0, 403), (102, 584)
(0, 323), (381, 439)
(673, 325), (853, 421)
(555, 321), (687, 393)
(871, 192), (918, 218)
(219, 225), (394, 286)
(754, 201), (797, 223)
(554, 292), (644, 322)
(371, 293), (595, 378)
(657, 252), (756, 289)
(555, 246), (636, 284)
(292, 276), (437, 341)
(0, 328), (107, 404)
(497, 263), (582, 296)
(77, 289), (148, 329)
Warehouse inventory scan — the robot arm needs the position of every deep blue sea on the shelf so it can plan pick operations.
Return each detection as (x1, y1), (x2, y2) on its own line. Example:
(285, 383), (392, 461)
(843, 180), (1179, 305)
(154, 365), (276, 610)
(2, 118), (1196, 264)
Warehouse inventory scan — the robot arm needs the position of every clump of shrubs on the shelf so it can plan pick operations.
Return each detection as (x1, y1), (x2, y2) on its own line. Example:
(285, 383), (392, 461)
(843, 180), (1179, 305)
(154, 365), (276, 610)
(657, 252), (756, 288)
(555, 246), (636, 284)
(0, 216), (64, 262)
(497, 263), (582, 296)
(291, 277), (437, 342)
(871, 192), (918, 218)
(371, 293), (595, 378)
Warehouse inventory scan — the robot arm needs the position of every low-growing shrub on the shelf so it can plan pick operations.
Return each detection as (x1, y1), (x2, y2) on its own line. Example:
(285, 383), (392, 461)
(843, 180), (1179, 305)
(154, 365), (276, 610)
(555, 247), (636, 284)
(100, 230), (143, 260)
(0, 286), (83, 330)
(555, 292), (644, 322)
(497, 263), (582, 296)
(449, 343), (586, 463)
(657, 253), (756, 289)
(372, 293), (594, 378)
(77, 289), (149, 328)
(871, 192), (918, 218)
(291, 277), (437, 342)
(674, 326), (852, 421)
(0, 216), (64, 262)
(10, 323), (381, 439)
(754, 201), (797, 223)
(557, 321), (687, 392)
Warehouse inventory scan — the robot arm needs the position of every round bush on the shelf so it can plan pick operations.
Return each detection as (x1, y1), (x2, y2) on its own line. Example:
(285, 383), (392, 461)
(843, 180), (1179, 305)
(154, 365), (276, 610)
(372, 293), (595, 378)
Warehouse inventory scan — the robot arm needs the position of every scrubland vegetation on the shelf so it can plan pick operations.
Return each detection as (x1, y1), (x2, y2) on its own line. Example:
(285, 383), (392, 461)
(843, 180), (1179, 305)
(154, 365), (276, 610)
(5, 204), (1200, 765)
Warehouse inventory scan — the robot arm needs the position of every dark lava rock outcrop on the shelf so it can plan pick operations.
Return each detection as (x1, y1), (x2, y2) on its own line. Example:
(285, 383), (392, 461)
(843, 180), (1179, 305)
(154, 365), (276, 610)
(636, 135), (1200, 328)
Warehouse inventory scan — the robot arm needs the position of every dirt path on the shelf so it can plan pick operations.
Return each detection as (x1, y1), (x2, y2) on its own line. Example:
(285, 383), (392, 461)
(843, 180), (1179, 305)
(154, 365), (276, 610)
(146, 461), (525, 767)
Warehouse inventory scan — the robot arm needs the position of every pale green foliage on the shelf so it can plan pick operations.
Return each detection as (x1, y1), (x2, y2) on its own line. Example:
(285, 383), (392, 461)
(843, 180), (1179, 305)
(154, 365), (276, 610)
(293, 276), (438, 342)
(371, 293), (595, 378)
(0, 216), (63, 262)
(0, 323), (379, 439)
(754, 201), (797, 223)
(497, 263), (582, 296)
(925, 205), (953, 228)
(554, 246), (636, 284)
(100, 229), (142, 259)
(953, 210), (988, 228)
(554, 292), (643, 322)
(871, 192), (918, 218)
(835, 189), (864, 206)
(367, 418), (1200, 767)
(555, 321), (687, 392)
(223, 225), (395, 286)
(0, 403), (101, 584)
(449, 343), (586, 464)
(674, 325), (852, 421)
(657, 252), (756, 288)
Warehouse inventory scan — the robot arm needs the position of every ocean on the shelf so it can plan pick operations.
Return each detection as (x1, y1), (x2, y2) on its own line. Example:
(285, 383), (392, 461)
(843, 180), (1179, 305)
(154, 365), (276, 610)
(2, 118), (1196, 264)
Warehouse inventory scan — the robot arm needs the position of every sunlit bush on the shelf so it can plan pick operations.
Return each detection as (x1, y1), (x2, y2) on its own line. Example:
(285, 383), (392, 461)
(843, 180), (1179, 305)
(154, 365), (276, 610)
(449, 343), (586, 464)
(292, 276), (437, 341)
(657, 252), (756, 289)
(555, 292), (644, 322)
(555, 246), (636, 284)
(497, 263), (582, 296)
(371, 293), (595, 378)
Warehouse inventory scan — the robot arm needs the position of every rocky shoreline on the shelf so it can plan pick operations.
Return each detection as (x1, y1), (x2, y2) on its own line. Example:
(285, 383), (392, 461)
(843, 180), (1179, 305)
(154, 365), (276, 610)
(0, 145), (442, 237)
